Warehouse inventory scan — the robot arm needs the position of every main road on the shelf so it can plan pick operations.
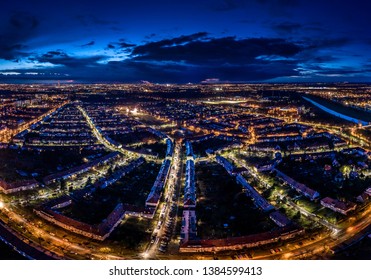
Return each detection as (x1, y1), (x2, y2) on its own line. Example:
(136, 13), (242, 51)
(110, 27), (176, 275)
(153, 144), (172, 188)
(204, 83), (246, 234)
(143, 140), (183, 259)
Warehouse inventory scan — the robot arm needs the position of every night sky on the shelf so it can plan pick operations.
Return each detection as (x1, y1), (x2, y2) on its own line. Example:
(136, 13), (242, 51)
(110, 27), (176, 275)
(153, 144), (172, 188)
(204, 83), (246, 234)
(1, 0), (370, 83)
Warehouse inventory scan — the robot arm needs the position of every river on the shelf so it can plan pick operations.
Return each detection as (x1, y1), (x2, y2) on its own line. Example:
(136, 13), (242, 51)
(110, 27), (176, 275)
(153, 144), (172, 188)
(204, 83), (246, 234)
(303, 96), (369, 126)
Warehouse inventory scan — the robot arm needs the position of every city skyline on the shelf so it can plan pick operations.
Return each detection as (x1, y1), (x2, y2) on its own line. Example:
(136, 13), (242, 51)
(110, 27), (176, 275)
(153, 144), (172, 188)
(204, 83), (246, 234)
(1, 0), (371, 83)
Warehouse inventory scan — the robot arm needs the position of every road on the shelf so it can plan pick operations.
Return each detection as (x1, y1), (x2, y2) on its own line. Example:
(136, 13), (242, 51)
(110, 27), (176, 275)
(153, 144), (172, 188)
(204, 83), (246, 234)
(0, 202), (128, 260)
(78, 105), (161, 161)
(0, 219), (56, 260)
(77, 105), (123, 152)
(143, 140), (183, 258)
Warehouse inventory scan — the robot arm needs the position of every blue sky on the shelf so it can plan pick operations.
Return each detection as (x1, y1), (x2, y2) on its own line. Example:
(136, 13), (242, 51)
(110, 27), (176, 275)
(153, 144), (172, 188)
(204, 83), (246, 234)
(0, 0), (370, 83)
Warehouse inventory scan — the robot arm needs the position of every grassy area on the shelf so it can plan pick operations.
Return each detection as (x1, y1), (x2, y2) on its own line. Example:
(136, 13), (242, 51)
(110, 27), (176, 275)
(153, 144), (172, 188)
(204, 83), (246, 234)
(235, 154), (272, 167)
(102, 162), (161, 207)
(0, 148), (105, 182)
(315, 208), (341, 224)
(108, 217), (152, 251)
(111, 130), (161, 146)
(196, 161), (275, 239)
(131, 142), (166, 157)
(59, 198), (118, 225)
(192, 138), (239, 157)
(277, 203), (319, 230)
(58, 161), (160, 224)
(278, 154), (370, 200)
(136, 113), (169, 126)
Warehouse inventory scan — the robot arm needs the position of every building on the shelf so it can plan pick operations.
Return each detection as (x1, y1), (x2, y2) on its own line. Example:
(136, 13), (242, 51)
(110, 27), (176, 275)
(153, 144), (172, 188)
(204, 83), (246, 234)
(269, 210), (292, 227)
(236, 174), (274, 212)
(145, 159), (171, 208)
(185, 141), (194, 159)
(34, 203), (125, 241)
(0, 179), (39, 194)
(165, 138), (173, 158)
(180, 225), (304, 253)
(275, 169), (320, 200)
(180, 210), (197, 243)
(43, 151), (120, 185)
(216, 155), (236, 175)
(183, 159), (196, 208)
(96, 157), (145, 189)
(320, 197), (356, 215)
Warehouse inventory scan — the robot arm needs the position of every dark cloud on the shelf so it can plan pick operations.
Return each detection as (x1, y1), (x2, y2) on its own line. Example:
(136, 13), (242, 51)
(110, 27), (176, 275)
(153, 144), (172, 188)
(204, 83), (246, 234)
(81, 41), (95, 47)
(133, 32), (209, 55)
(117, 41), (136, 48)
(131, 34), (302, 66)
(309, 55), (339, 64)
(1, 31), (368, 83)
(301, 64), (371, 76)
(36, 50), (105, 68)
(10, 13), (39, 29)
(272, 22), (302, 34)
(0, 12), (39, 60)
(100, 56), (299, 83)
(75, 14), (117, 26)
(106, 40), (136, 52)
(209, 0), (246, 11)
(144, 33), (157, 40)
(41, 50), (66, 58)
(255, 0), (300, 16)
(305, 37), (349, 50)
(14, 34), (304, 83)
(97, 34), (303, 82)
(256, 0), (300, 6)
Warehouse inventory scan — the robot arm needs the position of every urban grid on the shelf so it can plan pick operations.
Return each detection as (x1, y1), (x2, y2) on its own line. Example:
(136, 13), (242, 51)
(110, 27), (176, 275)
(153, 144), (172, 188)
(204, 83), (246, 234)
(0, 82), (370, 260)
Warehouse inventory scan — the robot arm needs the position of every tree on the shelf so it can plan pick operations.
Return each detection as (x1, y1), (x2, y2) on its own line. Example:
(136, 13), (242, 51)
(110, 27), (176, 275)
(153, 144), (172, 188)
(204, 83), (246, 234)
(107, 167), (113, 177)
(294, 211), (301, 220)
(60, 178), (67, 191)
(328, 140), (335, 150)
